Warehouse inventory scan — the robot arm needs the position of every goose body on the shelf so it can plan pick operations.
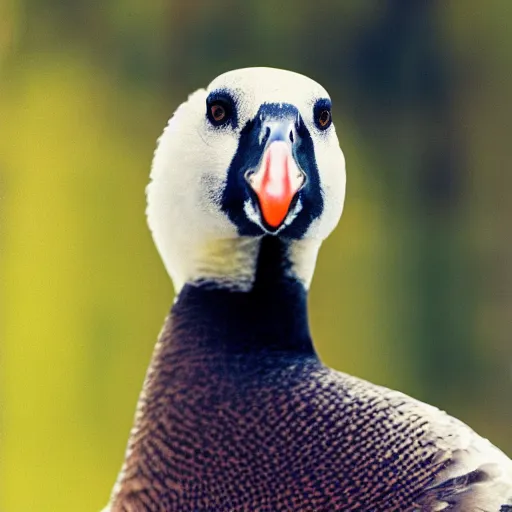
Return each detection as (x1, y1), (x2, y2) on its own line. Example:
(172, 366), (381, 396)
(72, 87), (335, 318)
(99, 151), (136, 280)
(105, 68), (512, 511)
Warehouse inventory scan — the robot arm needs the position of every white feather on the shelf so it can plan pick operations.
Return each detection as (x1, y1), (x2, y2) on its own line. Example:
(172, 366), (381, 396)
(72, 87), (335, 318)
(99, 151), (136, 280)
(146, 67), (346, 293)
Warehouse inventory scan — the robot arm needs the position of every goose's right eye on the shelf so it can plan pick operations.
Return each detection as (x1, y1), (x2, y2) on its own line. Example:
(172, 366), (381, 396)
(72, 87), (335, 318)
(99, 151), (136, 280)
(211, 103), (227, 123)
(207, 98), (233, 127)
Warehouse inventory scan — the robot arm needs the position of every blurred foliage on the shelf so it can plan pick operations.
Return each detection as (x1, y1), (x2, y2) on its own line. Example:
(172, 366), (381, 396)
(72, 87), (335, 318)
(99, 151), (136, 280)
(1, 1), (511, 511)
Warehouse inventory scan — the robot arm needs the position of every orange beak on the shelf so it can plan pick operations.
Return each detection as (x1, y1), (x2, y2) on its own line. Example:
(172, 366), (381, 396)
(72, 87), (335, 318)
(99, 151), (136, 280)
(247, 141), (305, 229)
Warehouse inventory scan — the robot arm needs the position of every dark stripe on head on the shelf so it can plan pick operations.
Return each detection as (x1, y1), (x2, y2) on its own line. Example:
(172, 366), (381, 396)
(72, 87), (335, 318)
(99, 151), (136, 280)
(221, 102), (324, 239)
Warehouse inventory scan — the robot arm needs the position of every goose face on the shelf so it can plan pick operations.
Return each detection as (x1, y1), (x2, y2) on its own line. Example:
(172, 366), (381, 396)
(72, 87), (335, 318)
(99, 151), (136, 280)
(147, 68), (346, 291)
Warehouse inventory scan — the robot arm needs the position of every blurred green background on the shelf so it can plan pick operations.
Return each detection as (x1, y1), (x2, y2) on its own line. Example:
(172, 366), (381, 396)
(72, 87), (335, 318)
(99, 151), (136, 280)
(1, 1), (511, 511)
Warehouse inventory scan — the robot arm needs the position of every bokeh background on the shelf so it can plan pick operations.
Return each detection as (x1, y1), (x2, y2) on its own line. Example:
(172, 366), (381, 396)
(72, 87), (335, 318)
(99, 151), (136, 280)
(1, 1), (511, 510)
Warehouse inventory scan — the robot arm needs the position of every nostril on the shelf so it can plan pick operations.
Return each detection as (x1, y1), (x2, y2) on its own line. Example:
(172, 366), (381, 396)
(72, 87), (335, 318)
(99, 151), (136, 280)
(261, 126), (271, 146)
(289, 130), (294, 143)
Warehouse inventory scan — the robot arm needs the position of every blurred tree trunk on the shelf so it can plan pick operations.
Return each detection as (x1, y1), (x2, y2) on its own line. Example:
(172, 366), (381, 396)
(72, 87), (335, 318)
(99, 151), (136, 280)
(348, 1), (478, 403)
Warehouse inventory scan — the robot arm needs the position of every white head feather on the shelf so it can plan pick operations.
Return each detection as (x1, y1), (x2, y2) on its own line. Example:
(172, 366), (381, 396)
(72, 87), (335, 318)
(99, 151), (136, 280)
(146, 67), (346, 294)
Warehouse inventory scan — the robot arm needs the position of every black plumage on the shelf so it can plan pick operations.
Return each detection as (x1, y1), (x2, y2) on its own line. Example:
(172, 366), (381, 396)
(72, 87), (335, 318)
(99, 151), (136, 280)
(105, 68), (512, 512)
(108, 239), (511, 511)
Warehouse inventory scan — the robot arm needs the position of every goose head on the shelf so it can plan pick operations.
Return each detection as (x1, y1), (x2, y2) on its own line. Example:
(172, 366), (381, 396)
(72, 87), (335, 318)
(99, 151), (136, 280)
(147, 67), (346, 293)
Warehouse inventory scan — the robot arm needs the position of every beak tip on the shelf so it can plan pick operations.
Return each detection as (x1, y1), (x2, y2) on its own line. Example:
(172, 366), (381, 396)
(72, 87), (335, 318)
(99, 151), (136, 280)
(249, 141), (303, 230)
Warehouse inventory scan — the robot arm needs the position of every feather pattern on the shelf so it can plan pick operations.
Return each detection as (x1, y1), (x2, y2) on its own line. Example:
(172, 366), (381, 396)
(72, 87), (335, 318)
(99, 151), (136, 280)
(105, 68), (511, 511)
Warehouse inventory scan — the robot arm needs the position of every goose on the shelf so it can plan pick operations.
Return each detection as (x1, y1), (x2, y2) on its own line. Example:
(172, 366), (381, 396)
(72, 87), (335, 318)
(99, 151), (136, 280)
(104, 67), (512, 511)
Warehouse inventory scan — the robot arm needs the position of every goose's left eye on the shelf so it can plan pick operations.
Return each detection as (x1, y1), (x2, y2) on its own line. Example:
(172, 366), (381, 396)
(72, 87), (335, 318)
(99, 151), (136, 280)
(317, 109), (331, 129)
(313, 99), (333, 131)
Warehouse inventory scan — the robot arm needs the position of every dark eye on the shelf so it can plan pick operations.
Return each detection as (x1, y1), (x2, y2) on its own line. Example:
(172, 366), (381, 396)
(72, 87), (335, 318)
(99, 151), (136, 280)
(211, 103), (226, 122)
(313, 98), (332, 131)
(207, 99), (232, 126)
(317, 109), (331, 129)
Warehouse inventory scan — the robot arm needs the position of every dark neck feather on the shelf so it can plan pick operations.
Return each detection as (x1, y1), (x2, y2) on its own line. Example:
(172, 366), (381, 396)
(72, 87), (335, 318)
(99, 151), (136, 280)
(167, 236), (316, 359)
